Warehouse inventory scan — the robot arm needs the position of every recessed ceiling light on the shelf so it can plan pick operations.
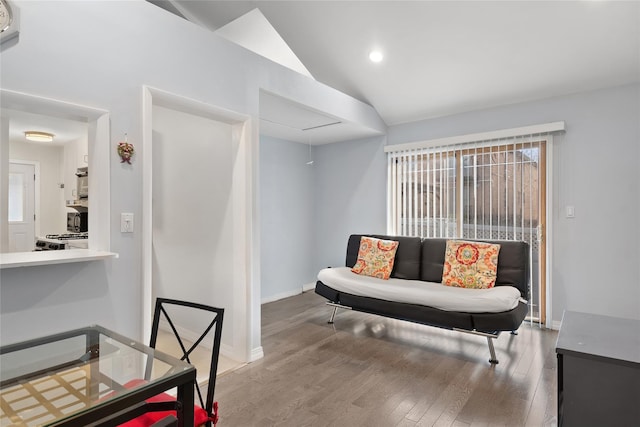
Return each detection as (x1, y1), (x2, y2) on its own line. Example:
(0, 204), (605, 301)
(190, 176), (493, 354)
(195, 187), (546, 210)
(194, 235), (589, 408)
(25, 131), (54, 142)
(369, 50), (384, 63)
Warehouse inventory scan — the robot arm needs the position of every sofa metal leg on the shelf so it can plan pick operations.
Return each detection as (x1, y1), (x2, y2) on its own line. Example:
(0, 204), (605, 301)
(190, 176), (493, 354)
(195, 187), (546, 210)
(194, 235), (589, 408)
(325, 302), (351, 324)
(511, 330), (518, 335)
(452, 327), (500, 364)
(328, 306), (338, 324)
(487, 336), (499, 364)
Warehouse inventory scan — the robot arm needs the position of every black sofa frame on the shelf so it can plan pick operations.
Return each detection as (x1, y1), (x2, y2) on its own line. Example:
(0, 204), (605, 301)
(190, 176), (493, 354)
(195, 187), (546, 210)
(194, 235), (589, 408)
(315, 234), (530, 364)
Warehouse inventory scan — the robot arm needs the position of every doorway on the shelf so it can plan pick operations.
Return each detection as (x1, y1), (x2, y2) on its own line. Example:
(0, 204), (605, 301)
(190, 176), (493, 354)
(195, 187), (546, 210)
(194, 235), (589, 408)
(141, 86), (256, 367)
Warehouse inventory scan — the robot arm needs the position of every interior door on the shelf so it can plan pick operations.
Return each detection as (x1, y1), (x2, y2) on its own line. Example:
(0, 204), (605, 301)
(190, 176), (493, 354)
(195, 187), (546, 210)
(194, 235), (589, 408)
(8, 162), (36, 252)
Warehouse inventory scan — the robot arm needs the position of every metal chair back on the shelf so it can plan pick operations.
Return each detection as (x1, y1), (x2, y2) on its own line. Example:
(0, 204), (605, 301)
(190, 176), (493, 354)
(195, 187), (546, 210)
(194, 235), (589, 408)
(149, 298), (224, 426)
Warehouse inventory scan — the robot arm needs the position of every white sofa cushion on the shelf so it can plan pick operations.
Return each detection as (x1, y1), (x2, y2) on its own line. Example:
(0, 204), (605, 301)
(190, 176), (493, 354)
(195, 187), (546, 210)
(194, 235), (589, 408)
(318, 267), (522, 313)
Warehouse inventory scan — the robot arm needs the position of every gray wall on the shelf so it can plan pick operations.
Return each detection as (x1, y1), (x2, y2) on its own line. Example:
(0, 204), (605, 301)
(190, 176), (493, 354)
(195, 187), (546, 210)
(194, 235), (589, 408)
(315, 84), (640, 325)
(259, 136), (315, 302)
(260, 133), (389, 300)
(313, 135), (387, 274)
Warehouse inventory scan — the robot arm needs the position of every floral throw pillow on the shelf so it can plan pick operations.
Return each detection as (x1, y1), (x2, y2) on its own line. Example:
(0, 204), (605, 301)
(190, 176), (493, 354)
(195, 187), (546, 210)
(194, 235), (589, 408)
(442, 240), (501, 289)
(351, 236), (400, 280)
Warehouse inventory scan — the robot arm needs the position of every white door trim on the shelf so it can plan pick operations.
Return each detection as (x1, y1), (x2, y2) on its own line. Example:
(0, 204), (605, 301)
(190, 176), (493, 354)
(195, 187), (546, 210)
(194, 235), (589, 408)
(545, 135), (554, 330)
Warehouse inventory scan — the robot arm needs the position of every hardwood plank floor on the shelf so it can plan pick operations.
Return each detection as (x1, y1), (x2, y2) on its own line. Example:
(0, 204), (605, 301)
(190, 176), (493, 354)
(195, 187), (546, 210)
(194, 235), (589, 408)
(216, 291), (558, 426)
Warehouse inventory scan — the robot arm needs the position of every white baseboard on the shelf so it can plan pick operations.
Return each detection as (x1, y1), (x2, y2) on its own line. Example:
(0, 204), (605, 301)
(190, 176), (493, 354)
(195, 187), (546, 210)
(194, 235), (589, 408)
(261, 282), (316, 304)
(302, 282), (316, 292)
(550, 320), (562, 330)
(261, 289), (301, 304)
(250, 346), (264, 362)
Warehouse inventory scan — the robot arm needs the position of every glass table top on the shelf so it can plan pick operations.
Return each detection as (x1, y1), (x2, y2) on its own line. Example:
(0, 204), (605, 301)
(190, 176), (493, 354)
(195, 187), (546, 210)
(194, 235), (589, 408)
(0, 325), (194, 426)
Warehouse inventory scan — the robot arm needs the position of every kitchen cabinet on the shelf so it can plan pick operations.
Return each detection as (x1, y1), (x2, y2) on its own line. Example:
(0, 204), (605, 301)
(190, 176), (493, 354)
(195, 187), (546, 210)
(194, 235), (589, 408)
(63, 138), (88, 203)
(77, 137), (88, 167)
(63, 142), (76, 202)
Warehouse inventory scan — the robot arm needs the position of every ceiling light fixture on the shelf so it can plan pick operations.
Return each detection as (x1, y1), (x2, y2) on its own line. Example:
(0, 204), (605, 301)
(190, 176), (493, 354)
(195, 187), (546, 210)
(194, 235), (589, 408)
(25, 131), (54, 142)
(369, 50), (384, 63)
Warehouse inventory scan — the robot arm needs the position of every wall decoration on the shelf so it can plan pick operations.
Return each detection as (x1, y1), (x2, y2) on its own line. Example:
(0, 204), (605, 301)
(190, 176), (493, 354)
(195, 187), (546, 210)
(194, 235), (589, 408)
(117, 134), (134, 164)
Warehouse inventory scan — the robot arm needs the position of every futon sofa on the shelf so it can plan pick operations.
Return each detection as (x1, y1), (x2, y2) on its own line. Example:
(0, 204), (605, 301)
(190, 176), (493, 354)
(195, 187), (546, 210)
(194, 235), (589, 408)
(315, 234), (530, 364)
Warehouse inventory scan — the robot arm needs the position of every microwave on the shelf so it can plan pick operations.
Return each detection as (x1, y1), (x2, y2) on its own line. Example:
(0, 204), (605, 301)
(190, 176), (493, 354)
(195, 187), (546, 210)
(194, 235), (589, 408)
(67, 212), (88, 233)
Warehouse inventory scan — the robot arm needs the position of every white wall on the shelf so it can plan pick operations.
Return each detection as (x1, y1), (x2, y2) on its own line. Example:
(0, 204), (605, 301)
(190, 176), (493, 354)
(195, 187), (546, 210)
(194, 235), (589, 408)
(259, 135), (315, 302)
(10, 141), (66, 235)
(0, 0), (382, 354)
(151, 105), (235, 352)
(315, 84), (640, 325)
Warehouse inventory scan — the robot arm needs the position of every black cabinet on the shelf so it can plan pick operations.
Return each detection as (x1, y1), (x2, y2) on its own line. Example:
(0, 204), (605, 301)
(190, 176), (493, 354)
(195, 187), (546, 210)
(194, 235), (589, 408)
(556, 311), (640, 426)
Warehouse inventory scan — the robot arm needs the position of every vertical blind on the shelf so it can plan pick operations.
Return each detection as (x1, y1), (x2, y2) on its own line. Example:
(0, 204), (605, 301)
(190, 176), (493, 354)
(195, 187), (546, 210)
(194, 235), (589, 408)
(385, 126), (559, 323)
(387, 137), (545, 239)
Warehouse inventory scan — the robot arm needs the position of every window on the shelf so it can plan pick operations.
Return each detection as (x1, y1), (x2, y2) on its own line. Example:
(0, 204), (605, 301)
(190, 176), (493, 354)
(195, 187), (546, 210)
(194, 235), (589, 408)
(8, 172), (24, 222)
(386, 126), (559, 324)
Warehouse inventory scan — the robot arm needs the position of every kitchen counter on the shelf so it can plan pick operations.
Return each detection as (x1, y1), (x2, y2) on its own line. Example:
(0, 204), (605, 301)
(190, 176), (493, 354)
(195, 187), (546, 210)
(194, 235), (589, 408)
(0, 249), (118, 269)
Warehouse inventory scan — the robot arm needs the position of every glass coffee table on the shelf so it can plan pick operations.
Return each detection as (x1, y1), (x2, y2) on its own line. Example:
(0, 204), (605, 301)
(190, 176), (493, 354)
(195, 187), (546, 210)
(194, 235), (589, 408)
(0, 325), (196, 426)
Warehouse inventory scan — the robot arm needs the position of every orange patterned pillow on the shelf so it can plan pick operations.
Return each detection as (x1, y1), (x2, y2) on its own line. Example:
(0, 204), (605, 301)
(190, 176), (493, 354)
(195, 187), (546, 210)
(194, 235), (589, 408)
(351, 236), (399, 280)
(442, 240), (501, 289)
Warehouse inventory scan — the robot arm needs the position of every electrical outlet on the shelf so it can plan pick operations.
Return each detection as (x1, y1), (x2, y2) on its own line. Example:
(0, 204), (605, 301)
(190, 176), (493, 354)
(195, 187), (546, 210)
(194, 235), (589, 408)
(121, 213), (134, 232)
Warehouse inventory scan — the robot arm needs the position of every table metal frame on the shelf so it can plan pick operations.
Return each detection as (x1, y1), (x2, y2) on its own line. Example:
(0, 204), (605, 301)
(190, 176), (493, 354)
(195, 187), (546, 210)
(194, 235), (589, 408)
(0, 325), (196, 427)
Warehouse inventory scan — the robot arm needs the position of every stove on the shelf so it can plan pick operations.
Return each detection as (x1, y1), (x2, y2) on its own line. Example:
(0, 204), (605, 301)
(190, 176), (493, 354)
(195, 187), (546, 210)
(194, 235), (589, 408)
(35, 233), (89, 251)
(45, 233), (88, 241)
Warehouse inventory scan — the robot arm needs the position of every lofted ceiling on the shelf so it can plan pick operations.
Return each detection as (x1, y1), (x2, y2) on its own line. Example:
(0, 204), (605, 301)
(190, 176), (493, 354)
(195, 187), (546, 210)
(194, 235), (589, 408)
(151, 0), (640, 127)
(10, 2), (638, 147)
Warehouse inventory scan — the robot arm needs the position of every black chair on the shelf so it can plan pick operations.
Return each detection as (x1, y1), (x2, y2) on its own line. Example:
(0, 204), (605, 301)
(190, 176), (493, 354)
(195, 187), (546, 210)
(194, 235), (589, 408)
(122, 298), (224, 427)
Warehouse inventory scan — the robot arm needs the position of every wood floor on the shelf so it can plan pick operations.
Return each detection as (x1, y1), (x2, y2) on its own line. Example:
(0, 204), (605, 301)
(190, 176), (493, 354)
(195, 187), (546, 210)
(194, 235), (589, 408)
(215, 291), (558, 426)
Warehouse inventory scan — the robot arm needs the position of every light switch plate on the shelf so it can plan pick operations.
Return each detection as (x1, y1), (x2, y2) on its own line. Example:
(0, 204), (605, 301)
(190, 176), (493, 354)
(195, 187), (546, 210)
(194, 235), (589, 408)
(566, 206), (575, 218)
(121, 213), (134, 232)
